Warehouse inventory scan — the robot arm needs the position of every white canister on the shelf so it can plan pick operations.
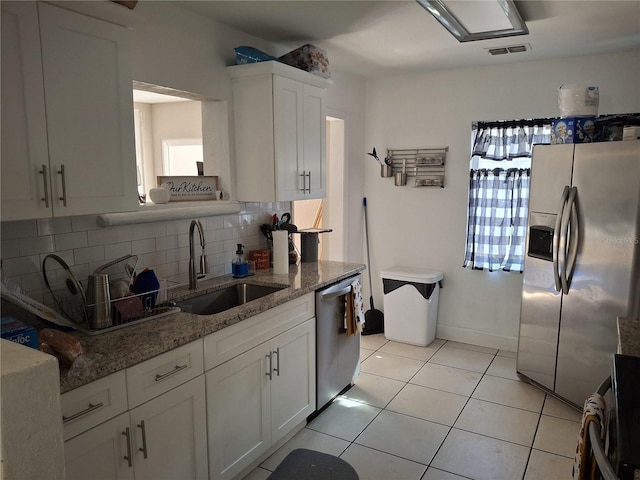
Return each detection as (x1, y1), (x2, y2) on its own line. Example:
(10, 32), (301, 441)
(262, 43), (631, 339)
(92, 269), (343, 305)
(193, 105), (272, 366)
(272, 230), (289, 275)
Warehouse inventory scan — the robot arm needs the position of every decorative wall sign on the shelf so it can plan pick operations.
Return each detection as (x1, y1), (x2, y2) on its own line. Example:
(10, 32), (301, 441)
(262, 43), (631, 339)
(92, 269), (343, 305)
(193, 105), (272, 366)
(157, 176), (219, 201)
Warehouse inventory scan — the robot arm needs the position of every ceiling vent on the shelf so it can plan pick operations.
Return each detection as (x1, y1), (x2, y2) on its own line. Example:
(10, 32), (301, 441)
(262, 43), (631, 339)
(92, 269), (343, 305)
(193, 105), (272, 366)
(487, 43), (531, 55)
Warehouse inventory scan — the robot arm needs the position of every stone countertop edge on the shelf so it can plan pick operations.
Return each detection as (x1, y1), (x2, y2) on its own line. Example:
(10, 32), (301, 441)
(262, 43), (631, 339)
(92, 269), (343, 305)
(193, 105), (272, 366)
(60, 261), (366, 393)
(617, 316), (640, 357)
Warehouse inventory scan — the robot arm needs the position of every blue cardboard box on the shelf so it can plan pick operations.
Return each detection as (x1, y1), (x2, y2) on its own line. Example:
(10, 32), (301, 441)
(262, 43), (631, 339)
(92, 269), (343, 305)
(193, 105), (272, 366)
(551, 117), (598, 144)
(1, 317), (38, 349)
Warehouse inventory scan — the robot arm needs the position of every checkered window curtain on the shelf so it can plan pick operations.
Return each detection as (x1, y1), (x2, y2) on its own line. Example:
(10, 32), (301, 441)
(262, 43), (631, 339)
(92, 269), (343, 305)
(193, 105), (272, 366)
(463, 168), (530, 272)
(463, 122), (551, 272)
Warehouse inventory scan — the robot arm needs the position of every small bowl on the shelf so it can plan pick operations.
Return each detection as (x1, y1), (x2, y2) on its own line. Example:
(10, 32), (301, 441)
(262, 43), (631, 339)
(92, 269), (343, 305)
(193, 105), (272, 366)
(149, 187), (171, 204)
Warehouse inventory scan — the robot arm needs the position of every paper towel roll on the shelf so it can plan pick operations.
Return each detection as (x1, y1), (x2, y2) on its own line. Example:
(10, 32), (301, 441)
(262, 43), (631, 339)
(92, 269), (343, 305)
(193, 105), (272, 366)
(272, 230), (289, 275)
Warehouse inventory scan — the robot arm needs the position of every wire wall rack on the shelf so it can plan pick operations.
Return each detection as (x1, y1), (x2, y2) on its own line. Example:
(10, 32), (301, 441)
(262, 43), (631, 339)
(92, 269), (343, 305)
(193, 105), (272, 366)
(387, 147), (448, 187)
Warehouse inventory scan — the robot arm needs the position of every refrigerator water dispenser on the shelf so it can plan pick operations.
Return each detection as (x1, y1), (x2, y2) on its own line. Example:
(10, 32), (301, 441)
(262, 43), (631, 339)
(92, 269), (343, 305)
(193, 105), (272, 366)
(527, 212), (557, 261)
(528, 225), (554, 261)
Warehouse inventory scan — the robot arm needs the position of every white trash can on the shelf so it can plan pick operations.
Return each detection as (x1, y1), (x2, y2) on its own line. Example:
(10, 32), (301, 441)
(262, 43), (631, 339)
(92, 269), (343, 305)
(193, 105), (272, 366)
(380, 266), (444, 347)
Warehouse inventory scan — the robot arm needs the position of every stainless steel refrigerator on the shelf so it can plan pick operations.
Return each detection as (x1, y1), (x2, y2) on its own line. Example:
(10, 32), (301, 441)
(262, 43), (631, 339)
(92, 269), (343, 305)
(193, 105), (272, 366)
(517, 140), (640, 408)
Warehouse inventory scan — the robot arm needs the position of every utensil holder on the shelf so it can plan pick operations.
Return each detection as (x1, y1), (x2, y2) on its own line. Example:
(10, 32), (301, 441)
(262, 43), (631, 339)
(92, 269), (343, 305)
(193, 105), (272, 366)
(394, 173), (407, 186)
(381, 165), (393, 177)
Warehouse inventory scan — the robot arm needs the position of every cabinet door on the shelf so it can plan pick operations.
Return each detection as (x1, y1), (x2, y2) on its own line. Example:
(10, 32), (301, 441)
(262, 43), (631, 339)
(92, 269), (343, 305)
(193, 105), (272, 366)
(129, 376), (208, 480)
(62, 370), (128, 441)
(1, 2), (52, 220)
(64, 412), (135, 480)
(302, 84), (326, 198)
(38, 3), (137, 216)
(206, 342), (271, 480)
(274, 75), (305, 201)
(270, 319), (316, 444)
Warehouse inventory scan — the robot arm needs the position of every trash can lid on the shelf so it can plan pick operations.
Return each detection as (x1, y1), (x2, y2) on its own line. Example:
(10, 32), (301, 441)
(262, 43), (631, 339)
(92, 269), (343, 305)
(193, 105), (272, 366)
(380, 266), (444, 283)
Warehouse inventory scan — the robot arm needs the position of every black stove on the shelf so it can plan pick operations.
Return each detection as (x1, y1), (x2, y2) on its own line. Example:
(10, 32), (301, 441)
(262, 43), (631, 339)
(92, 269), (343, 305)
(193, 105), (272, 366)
(610, 354), (640, 480)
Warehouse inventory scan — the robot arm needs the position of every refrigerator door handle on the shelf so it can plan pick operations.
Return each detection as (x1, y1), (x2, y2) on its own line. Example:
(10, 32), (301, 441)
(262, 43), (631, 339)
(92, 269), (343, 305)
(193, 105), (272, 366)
(553, 185), (571, 292)
(563, 187), (579, 294)
(559, 186), (578, 294)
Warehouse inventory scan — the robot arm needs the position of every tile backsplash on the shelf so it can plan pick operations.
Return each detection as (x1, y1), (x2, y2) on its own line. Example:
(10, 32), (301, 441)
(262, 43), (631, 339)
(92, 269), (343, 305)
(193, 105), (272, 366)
(1, 202), (290, 310)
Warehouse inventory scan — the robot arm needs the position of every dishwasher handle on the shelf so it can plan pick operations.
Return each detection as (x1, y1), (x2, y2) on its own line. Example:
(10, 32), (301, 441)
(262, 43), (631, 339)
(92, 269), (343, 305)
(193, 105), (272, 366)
(320, 286), (352, 301)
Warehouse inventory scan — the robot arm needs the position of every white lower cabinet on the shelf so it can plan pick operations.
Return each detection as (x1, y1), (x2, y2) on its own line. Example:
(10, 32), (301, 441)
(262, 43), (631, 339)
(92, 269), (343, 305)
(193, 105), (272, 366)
(206, 341), (271, 479)
(207, 319), (316, 480)
(63, 340), (207, 480)
(63, 297), (318, 480)
(129, 376), (208, 480)
(65, 376), (207, 480)
(270, 322), (317, 445)
(65, 412), (134, 480)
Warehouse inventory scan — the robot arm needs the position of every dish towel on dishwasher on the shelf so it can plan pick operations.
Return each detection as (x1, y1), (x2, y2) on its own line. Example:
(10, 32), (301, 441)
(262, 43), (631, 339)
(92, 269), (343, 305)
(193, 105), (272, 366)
(344, 279), (365, 336)
(572, 392), (606, 480)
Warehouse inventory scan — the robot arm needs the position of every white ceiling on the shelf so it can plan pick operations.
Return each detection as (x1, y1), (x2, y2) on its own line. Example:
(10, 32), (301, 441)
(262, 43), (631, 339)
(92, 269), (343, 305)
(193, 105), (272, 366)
(180, 0), (640, 78)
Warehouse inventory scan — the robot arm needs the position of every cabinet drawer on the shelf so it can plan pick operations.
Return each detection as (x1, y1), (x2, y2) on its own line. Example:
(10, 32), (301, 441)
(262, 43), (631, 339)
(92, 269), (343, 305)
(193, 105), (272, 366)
(126, 339), (203, 408)
(204, 292), (314, 371)
(61, 370), (127, 441)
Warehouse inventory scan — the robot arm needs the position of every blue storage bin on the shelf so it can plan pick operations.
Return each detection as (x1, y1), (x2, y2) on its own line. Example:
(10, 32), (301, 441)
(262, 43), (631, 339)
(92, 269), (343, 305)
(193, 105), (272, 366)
(234, 46), (276, 65)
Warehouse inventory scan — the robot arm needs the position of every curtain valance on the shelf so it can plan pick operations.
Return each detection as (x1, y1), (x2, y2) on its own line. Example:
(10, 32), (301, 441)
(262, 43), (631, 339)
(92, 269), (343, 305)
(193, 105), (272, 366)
(472, 122), (551, 161)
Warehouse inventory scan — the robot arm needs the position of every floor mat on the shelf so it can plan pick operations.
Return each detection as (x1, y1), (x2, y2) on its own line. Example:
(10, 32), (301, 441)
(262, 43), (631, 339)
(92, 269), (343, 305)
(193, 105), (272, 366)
(267, 448), (359, 480)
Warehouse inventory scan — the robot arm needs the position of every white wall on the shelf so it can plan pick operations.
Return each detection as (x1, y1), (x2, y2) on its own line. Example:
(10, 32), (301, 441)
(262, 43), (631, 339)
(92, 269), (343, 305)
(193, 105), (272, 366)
(364, 51), (640, 351)
(325, 71), (367, 263)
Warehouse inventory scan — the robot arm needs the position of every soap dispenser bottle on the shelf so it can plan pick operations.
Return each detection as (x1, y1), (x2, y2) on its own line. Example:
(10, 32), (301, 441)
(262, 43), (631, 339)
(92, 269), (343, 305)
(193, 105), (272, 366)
(232, 243), (249, 278)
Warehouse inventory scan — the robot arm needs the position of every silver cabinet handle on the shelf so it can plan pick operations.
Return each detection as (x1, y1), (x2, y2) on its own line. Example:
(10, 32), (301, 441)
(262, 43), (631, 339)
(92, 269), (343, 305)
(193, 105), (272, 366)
(154, 364), (188, 382)
(137, 420), (148, 459)
(62, 402), (104, 423)
(299, 172), (307, 193)
(306, 171), (312, 193)
(122, 427), (133, 468)
(39, 164), (50, 207)
(57, 164), (68, 206)
(553, 186), (570, 292)
(273, 347), (280, 376)
(266, 352), (273, 380)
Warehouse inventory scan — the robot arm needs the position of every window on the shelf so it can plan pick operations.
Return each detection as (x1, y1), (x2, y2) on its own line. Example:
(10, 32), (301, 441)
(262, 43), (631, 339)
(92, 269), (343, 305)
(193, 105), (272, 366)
(132, 84), (208, 199)
(162, 139), (203, 176)
(463, 121), (551, 272)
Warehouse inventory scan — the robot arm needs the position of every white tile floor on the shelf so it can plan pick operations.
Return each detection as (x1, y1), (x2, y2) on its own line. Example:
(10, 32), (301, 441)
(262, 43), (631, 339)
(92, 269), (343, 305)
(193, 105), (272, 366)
(243, 335), (583, 480)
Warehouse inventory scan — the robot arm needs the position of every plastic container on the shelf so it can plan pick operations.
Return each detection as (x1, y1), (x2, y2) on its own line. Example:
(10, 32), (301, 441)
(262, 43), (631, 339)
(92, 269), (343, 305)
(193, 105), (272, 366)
(234, 46), (276, 65)
(558, 85), (599, 118)
(380, 266), (444, 346)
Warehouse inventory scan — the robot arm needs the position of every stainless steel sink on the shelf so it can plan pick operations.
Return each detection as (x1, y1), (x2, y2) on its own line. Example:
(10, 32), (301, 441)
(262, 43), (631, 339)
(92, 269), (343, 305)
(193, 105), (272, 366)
(177, 282), (287, 315)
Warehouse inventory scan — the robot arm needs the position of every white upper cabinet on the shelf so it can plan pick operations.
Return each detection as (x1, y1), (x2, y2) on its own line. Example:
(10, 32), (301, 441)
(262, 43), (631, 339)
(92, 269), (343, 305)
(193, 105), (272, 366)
(228, 62), (330, 202)
(1, 1), (138, 221)
(1, 2), (51, 220)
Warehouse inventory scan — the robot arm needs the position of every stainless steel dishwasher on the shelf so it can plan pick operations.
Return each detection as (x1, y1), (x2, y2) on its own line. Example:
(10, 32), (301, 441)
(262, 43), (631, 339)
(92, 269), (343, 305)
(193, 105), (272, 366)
(313, 274), (362, 416)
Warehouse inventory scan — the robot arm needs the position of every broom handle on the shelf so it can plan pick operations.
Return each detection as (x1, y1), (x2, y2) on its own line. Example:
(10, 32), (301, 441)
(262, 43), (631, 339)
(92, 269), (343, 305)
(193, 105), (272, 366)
(363, 198), (375, 308)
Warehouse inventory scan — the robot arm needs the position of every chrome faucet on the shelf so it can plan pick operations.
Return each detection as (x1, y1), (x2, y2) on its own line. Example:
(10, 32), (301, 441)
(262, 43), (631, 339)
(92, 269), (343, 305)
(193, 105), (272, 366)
(189, 219), (208, 289)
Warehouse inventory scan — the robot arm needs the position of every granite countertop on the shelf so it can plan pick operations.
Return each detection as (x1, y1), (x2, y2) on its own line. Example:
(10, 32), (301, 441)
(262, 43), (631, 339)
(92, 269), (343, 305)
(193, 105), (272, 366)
(617, 316), (640, 357)
(60, 261), (365, 393)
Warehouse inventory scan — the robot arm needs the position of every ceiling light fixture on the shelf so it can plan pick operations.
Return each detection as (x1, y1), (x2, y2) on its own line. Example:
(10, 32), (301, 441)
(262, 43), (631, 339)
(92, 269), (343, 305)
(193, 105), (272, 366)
(416, 0), (528, 43)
